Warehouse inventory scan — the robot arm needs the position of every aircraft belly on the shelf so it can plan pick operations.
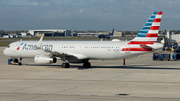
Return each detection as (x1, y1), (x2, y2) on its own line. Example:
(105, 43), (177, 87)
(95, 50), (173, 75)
(16, 50), (41, 58)
(83, 49), (119, 60)
(119, 51), (151, 59)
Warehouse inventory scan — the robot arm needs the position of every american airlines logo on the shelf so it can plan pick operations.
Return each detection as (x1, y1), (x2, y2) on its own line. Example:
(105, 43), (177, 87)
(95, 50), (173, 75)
(16, 42), (24, 50)
(22, 44), (53, 50)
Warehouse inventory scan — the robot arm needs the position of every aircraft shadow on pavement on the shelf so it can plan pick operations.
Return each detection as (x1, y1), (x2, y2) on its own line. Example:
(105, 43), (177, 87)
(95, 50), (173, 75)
(77, 65), (180, 70)
(26, 64), (180, 70)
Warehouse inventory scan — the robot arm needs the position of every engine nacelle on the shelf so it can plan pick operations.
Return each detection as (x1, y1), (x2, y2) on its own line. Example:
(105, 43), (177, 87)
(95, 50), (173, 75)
(34, 55), (57, 64)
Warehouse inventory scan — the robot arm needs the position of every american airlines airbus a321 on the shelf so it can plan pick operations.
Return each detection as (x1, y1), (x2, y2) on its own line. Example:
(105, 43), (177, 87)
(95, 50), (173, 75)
(3, 11), (163, 68)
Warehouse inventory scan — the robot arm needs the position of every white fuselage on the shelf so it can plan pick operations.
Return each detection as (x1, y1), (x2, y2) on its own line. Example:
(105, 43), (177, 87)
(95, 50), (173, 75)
(3, 40), (155, 60)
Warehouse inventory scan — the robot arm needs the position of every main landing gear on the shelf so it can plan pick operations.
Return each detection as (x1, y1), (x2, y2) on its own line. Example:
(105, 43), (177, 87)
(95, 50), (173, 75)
(83, 62), (91, 68)
(61, 62), (91, 68)
(62, 63), (70, 68)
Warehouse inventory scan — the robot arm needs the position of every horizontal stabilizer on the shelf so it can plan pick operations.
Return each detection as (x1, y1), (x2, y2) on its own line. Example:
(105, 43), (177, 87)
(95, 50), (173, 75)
(140, 44), (152, 49)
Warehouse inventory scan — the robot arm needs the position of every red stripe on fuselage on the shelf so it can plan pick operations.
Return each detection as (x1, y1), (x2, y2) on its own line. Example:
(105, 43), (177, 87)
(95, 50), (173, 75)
(121, 48), (152, 51)
(128, 41), (156, 45)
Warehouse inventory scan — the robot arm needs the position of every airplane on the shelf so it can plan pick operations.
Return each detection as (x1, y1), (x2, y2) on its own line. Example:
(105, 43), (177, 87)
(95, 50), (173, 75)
(3, 11), (163, 68)
(98, 28), (114, 39)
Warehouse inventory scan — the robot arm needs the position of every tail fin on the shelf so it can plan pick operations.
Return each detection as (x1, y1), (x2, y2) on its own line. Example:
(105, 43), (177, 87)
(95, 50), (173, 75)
(129, 11), (163, 44)
(109, 28), (114, 35)
(112, 28), (114, 35)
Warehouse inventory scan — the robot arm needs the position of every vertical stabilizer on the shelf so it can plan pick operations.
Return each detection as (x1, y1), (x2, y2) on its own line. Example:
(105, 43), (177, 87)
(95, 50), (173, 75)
(122, 12), (163, 52)
(111, 28), (114, 35)
(130, 11), (163, 44)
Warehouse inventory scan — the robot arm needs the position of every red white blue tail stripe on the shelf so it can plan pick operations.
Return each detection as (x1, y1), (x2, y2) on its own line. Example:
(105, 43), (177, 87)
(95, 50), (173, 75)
(130, 11), (162, 43)
(122, 11), (162, 52)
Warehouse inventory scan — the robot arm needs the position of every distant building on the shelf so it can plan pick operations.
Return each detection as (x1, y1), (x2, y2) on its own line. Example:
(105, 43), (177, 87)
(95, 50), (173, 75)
(114, 32), (123, 37)
(28, 29), (71, 37)
(98, 31), (122, 37)
(21, 32), (27, 37)
(159, 31), (180, 44)
(72, 33), (77, 37)
(75, 33), (99, 37)
(0, 34), (8, 37)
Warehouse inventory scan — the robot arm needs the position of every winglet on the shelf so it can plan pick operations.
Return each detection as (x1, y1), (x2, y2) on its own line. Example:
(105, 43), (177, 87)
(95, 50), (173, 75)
(36, 36), (43, 49)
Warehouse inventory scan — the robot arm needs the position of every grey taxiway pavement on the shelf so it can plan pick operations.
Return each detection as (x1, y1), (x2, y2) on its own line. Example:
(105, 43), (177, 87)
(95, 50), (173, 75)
(0, 47), (180, 101)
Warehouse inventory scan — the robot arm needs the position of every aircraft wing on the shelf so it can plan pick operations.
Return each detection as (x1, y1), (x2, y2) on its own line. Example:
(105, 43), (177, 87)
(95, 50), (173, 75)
(43, 50), (88, 60)
(36, 36), (88, 60)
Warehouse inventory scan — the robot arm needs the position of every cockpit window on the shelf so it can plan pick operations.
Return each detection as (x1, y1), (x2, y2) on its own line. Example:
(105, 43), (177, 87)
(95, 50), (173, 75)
(7, 45), (10, 48)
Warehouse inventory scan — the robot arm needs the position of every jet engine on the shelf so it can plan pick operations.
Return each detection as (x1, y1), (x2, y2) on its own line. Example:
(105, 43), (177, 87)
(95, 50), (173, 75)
(34, 55), (57, 64)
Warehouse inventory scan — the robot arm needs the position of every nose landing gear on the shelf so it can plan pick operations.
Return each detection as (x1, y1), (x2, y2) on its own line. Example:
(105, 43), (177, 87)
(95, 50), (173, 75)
(8, 58), (22, 66)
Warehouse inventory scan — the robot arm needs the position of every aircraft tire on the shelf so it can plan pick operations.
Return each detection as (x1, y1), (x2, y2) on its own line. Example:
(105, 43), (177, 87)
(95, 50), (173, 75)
(62, 63), (70, 68)
(83, 62), (91, 68)
(18, 62), (22, 66)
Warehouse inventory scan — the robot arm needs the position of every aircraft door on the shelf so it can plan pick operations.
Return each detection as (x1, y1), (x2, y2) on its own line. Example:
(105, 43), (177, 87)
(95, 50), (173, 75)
(115, 47), (120, 54)
(79, 44), (84, 54)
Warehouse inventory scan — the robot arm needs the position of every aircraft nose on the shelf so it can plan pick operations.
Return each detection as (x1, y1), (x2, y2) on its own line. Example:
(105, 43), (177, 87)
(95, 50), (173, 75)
(3, 48), (8, 56)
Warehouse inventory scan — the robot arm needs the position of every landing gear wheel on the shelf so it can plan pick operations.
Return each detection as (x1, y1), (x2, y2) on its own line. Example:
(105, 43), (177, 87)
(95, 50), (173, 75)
(62, 63), (70, 68)
(18, 62), (22, 66)
(18, 58), (22, 66)
(83, 62), (91, 68)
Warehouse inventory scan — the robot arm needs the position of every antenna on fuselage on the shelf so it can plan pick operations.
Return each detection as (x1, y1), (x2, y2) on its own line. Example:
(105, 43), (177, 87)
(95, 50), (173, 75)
(100, 38), (103, 41)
